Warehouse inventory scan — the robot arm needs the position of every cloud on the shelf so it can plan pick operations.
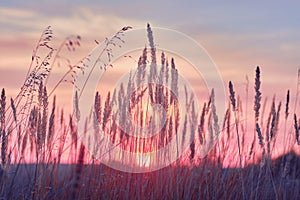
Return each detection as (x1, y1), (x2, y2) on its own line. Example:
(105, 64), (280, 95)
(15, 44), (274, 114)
(0, 7), (37, 18)
(0, 6), (148, 73)
(0, 6), (146, 39)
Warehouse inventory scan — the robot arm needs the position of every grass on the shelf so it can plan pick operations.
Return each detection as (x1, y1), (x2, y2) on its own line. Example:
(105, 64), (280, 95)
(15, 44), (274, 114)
(0, 24), (299, 199)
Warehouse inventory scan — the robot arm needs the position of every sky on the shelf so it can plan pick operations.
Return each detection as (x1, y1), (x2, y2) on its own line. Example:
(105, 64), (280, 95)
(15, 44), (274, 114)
(1, 1), (300, 166)
(1, 1), (300, 109)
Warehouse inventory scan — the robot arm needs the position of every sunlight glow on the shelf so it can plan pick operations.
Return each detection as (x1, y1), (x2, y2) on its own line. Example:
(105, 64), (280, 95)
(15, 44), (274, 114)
(136, 153), (151, 167)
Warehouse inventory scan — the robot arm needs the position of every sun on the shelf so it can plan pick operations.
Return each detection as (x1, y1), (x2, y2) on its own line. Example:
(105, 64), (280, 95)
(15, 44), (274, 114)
(136, 153), (151, 167)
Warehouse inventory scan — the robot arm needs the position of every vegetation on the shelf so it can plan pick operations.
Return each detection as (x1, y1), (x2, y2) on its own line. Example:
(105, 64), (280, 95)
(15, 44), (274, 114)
(0, 24), (299, 199)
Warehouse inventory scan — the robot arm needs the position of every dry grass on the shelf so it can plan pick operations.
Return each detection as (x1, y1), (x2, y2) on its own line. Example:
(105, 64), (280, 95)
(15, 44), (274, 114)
(0, 25), (299, 200)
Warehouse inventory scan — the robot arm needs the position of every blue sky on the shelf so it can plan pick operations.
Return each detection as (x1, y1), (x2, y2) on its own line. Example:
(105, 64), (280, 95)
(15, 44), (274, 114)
(2, 1), (300, 31)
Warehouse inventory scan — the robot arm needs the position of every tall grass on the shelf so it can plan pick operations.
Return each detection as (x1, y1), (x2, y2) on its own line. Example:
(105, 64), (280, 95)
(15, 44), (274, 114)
(0, 25), (299, 199)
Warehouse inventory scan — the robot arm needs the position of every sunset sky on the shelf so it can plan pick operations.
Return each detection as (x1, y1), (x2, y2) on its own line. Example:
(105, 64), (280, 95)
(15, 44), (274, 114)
(1, 1), (300, 108)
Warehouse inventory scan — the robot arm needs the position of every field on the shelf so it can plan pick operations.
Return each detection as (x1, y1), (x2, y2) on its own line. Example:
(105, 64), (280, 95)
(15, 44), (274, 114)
(0, 25), (300, 199)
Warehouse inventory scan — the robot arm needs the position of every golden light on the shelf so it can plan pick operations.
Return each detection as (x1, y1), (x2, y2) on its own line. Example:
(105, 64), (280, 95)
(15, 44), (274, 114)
(136, 152), (151, 167)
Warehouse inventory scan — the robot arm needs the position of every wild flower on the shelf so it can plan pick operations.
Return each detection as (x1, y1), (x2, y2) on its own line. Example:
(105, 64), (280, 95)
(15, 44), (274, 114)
(294, 114), (300, 145)
(285, 90), (290, 120)
(254, 66), (262, 122)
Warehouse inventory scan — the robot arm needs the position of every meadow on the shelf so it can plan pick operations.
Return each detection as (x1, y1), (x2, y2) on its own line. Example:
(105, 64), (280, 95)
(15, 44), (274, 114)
(0, 25), (299, 199)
